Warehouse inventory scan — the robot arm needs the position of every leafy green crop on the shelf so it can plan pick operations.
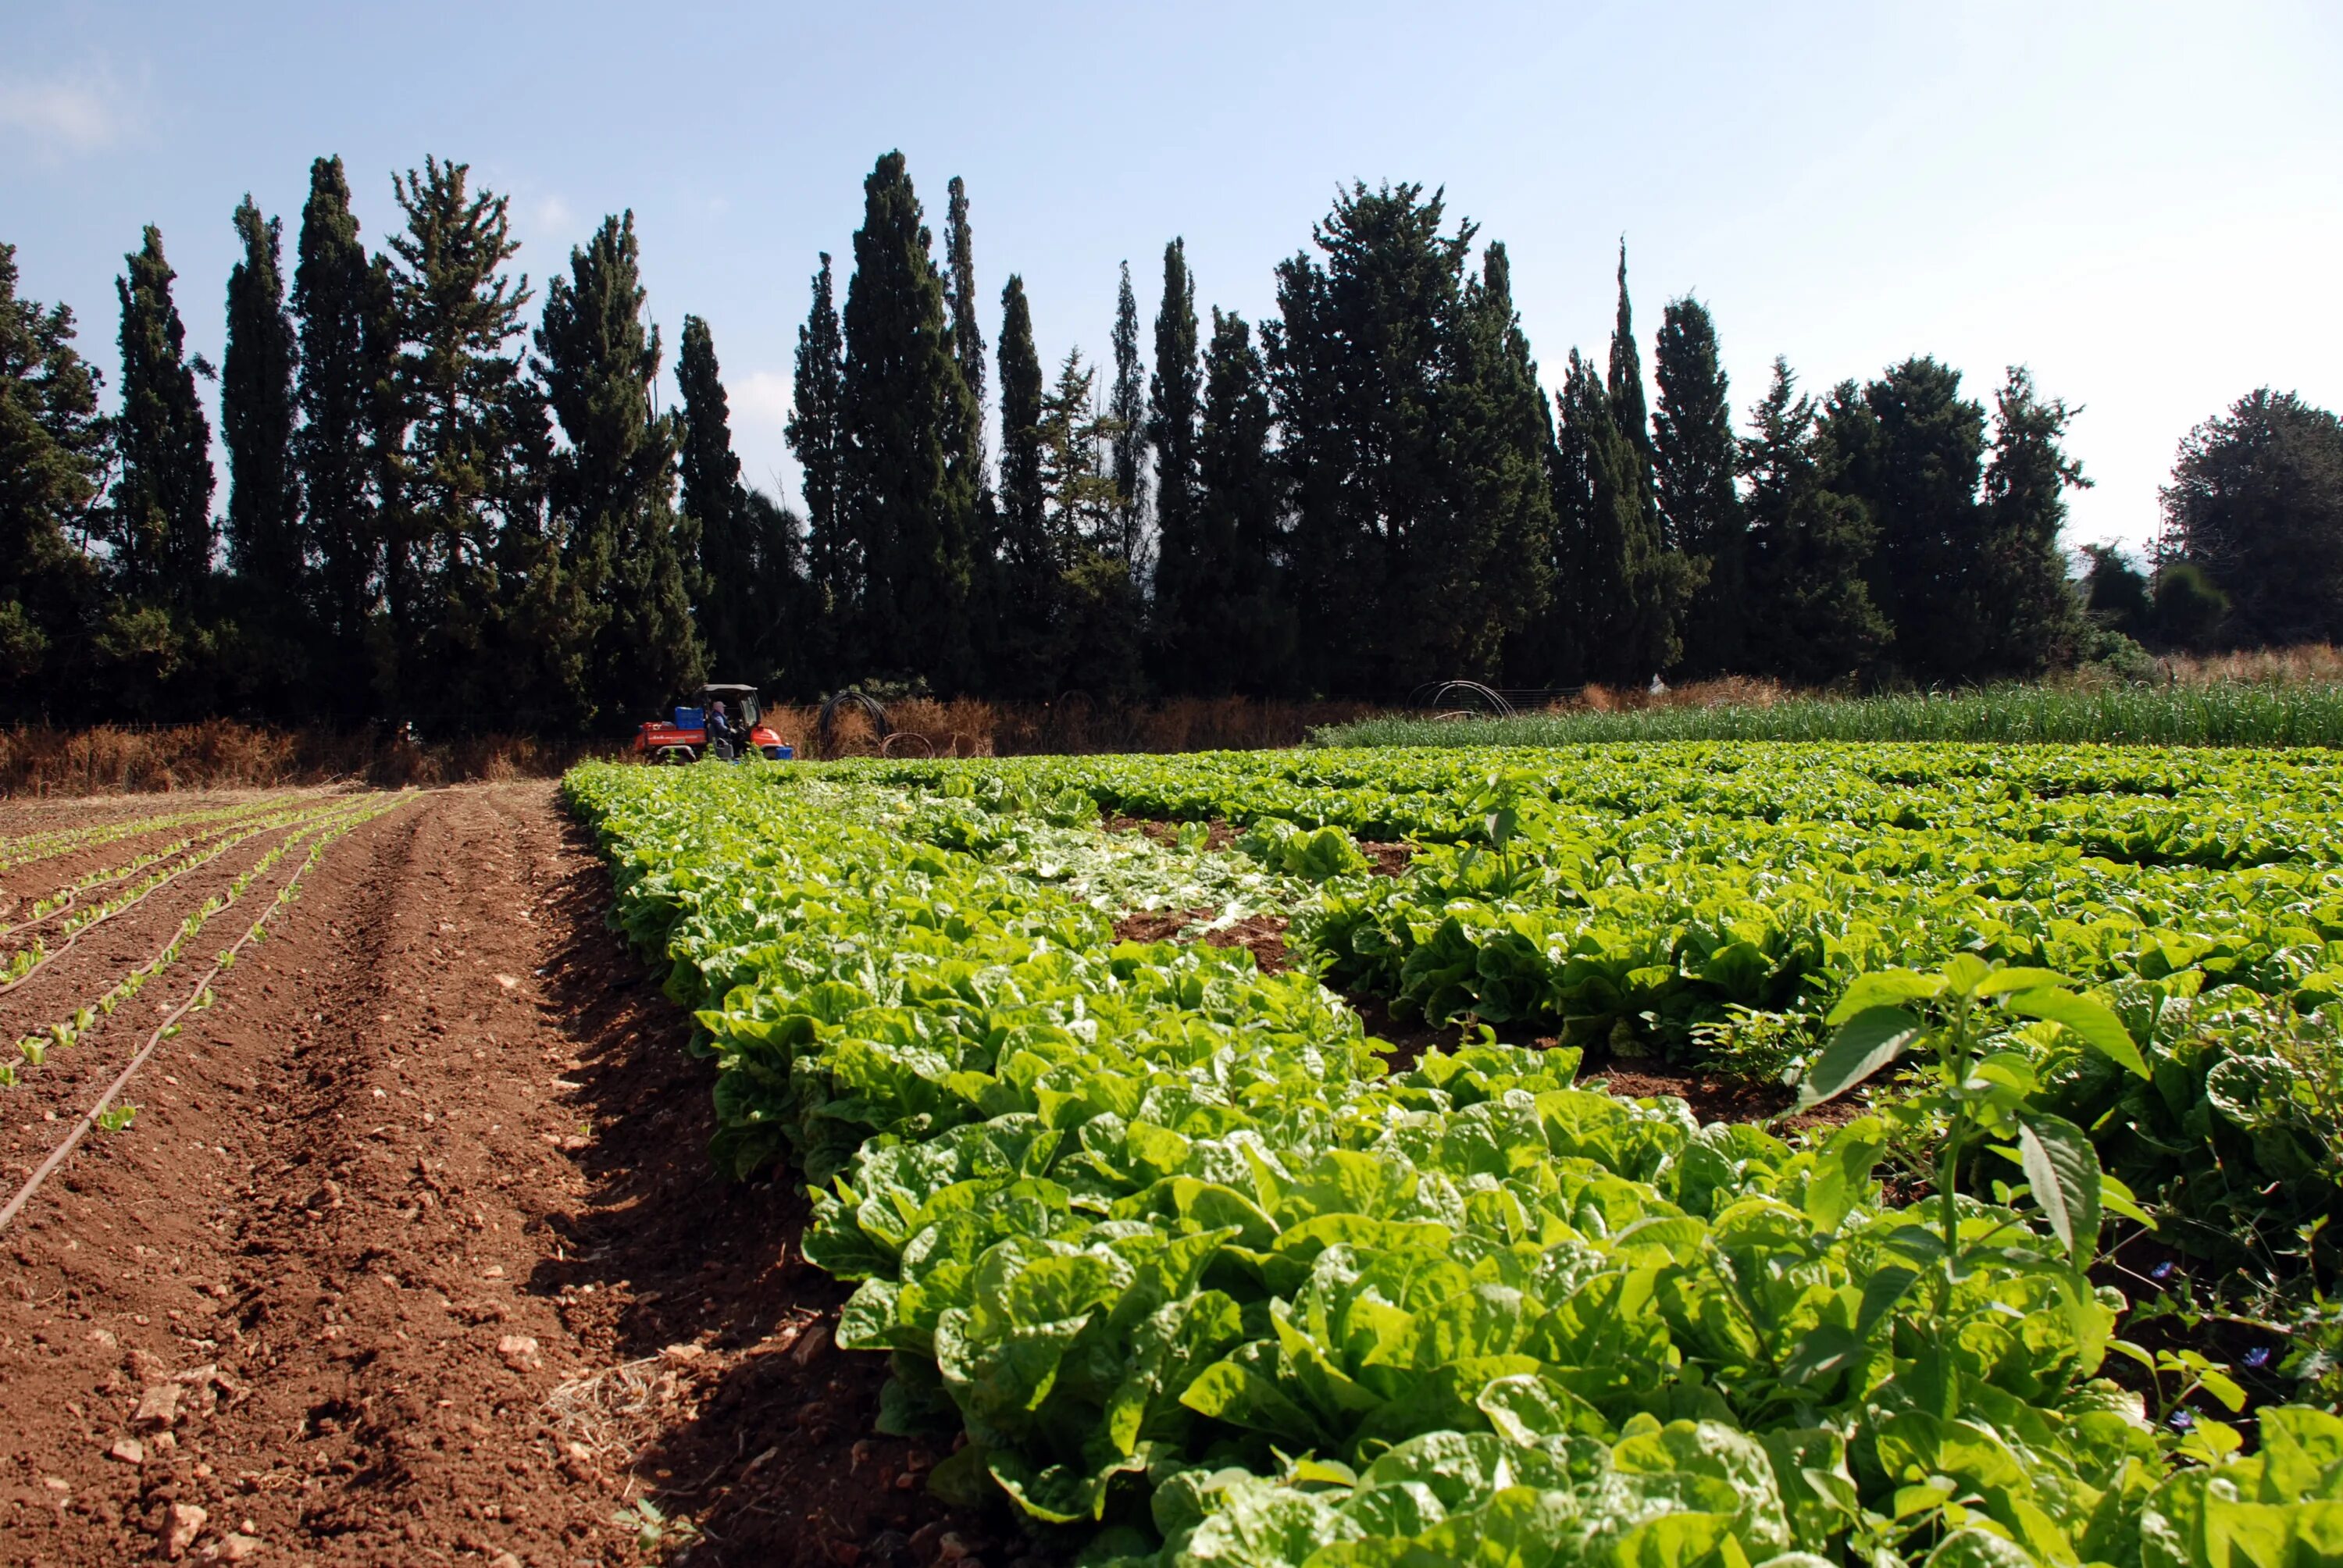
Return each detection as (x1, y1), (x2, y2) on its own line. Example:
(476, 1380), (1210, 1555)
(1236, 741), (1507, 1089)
(566, 754), (2339, 1568)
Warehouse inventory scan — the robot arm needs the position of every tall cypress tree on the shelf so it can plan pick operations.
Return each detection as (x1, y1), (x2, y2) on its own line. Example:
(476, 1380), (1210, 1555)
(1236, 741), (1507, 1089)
(941, 176), (994, 686)
(991, 273), (1051, 696)
(0, 244), (106, 718)
(1449, 241), (1555, 681)
(1594, 242), (1699, 678)
(291, 155), (382, 704)
(1146, 239), (1203, 686)
(1107, 260), (1147, 563)
(1557, 344), (1694, 683)
(223, 198), (299, 594)
(786, 253), (847, 682)
(1977, 366), (2086, 675)
(943, 176), (986, 472)
(1653, 296), (1743, 674)
(1193, 308), (1293, 693)
(535, 211), (704, 725)
(677, 314), (754, 680)
(1740, 358), (1888, 682)
(381, 157), (551, 722)
(837, 151), (975, 688)
(110, 225), (215, 608)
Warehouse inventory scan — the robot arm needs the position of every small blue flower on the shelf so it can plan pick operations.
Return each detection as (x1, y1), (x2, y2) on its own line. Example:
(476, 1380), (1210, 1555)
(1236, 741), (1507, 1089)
(2242, 1346), (2272, 1370)
(2169, 1409), (2196, 1432)
(2150, 1261), (2177, 1281)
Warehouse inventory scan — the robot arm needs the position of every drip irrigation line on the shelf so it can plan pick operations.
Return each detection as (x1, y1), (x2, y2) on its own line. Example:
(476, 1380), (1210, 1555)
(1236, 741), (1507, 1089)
(0, 807), (325, 943)
(0, 800), (366, 997)
(0, 796), (409, 1235)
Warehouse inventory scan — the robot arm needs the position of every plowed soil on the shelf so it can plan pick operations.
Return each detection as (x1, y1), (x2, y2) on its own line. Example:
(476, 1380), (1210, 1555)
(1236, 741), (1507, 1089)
(0, 785), (1030, 1568)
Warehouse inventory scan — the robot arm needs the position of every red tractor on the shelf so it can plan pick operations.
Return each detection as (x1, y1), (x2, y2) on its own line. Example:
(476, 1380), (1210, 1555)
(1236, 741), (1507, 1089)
(632, 683), (795, 764)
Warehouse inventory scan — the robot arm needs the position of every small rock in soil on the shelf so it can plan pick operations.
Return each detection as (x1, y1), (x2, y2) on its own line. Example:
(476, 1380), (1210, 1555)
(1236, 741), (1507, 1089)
(159, 1500), (207, 1559)
(496, 1334), (541, 1370)
(106, 1437), (144, 1465)
(134, 1383), (183, 1428)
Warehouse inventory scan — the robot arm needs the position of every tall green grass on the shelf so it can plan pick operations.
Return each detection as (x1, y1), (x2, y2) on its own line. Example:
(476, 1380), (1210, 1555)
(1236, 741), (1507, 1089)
(1311, 683), (2343, 749)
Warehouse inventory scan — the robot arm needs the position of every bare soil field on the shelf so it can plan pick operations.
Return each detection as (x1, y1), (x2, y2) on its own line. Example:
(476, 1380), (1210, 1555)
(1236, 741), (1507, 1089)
(0, 785), (1018, 1568)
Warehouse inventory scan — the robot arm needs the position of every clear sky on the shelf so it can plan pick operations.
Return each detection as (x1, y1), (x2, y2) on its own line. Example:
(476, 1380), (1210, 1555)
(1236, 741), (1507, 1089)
(6, 1), (2338, 554)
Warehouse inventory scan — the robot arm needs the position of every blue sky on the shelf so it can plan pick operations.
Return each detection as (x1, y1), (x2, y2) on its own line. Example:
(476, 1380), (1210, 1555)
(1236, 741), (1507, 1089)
(5, 1), (2338, 553)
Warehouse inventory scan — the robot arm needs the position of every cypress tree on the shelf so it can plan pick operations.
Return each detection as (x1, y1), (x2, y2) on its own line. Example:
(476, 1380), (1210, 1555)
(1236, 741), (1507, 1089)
(223, 198), (300, 593)
(1606, 241), (1653, 472)
(110, 225), (216, 608)
(941, 176), (994, 686)
(1977, 366), (2086, 675)
(0, 244), (106, 717)
(382, 157), (551, 722)
(837, 151), (975, 688)
(943, 177), (986, 471)
(534, 211), (704, 725)
(1653, 296), (1744, 674)
(1740, 358), (1888, 682)
(677, 313), (752, 676)
(1449, 241), (1555, 681)
(1596, 242), (1700, 679)
(1194, 308), (1293, 694)
(1146, 239), (1203, 687)
(1038, 348), (1143, 697)
(786, 253), (847, 681)
(2160, 389), (2343, 647)
(1107, 260), (1147, 563)
(1558, 342), (1695, 684)
(991, 274), (1051, 695)
(292, 155), (382, 704)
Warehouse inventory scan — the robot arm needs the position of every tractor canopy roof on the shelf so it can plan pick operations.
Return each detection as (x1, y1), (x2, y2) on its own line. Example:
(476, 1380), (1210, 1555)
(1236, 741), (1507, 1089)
(699, 683), (759, 696)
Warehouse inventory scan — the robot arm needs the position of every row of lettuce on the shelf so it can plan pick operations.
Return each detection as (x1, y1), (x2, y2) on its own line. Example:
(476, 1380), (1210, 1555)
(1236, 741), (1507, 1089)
(567, 757), (2341, 1568)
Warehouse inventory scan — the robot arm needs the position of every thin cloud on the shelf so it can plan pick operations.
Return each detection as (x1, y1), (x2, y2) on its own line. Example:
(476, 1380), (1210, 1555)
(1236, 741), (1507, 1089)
(0, 65), (134, 155)
(732, 369), (793, 432)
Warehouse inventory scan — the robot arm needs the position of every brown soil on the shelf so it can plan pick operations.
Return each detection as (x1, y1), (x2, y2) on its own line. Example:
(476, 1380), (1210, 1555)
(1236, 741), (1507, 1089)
(1111, 908), (1294, 975)
(0, 784), (1032, 1568)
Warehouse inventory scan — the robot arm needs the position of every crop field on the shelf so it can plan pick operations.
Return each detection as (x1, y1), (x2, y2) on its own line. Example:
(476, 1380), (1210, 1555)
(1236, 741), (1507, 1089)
(565, 743), (2343, 1568)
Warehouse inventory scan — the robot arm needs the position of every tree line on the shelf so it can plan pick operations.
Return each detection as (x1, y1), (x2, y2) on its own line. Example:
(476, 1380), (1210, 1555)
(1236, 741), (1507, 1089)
(6, 149), (2341, 731)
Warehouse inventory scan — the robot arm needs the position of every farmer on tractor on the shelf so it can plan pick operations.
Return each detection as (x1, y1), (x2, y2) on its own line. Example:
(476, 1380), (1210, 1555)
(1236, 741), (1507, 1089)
(631, 683), (794, 764)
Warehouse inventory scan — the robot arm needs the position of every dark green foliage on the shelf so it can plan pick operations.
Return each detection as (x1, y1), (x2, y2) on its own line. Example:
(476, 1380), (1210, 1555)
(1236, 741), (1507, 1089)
(1192, 309), (1293, 694)
(1268, 184), (1552, 694)
(0, 243), (105, 716)
(110, 225), (216, 607)
(1448, 242), (1554, 679)
(292, 156), (384, 702)
(2081, 543), (2151, 637)
(678, 315), (755, 681)
(380, 158), (551, 725)
(1832, 357), (1990, 682)
(942, 177), (986, 464)
(535, 212), (704, 725)
(1107, 260), (1146, 561)
(1653, 296), (1743, 674)
(1553, 346), (1698, 683)
(2152, 560), (2230, 649)
(1740, 358), (1889, 683)
(1146, 240), (1204, 686)
(223, 198), (300, 590)
(988, 274), (1054, 697)
(1977, 367), (2088, 675)
(837, 151), (975, 689)
(786, 253), (847, 685)
(2160, 389), (2343, 647)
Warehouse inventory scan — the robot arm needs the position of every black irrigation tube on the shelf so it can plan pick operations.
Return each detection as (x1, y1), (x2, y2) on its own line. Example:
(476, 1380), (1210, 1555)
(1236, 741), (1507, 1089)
(0, 796), (409, 1235)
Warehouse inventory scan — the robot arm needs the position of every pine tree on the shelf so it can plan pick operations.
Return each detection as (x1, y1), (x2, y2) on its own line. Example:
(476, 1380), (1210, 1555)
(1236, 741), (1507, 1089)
(1833, 357), (1990, 681)
(292, 155), (383, 704)
(381, 158), (551, 723)
(677, 314), (751, 676)
(535, 211), (704, 725)
(990, 273), (1052, 695)
(786, 253), (847, 682)
(1740, 358), (1888, 683)
(1146, 239), (1203, 686)
(1653, 296), (1742, 675)
(1108, 260), (1147, 564)
(223, 197), (300, 593)
(1976, 366), (2086, 675)
(0, 243), (106, 717)
(1193, 308), (1293, 693)
(837, 151), (975, 688)
(110, 225), (216, 608)
(1267, 183), (1482, 694)
(2160, 389), (2343, 647)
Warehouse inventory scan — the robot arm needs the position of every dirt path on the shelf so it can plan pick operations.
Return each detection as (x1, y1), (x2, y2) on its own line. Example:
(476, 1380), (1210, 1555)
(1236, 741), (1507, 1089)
(0, 784), (1018, 1568)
